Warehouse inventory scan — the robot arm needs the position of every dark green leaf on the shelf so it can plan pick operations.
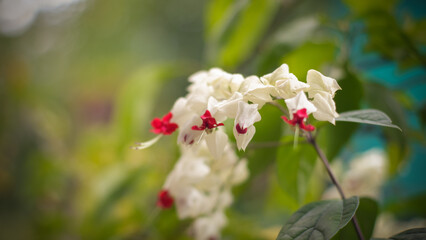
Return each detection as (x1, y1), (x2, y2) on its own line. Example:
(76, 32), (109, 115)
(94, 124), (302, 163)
(336, 109), (402, 131)
(276, 197), (359, 240)
(390, 228), (426, 240)
(276, 144), (317, 204)
(332, 197), (379, 240)
(339, 197), (360, 229)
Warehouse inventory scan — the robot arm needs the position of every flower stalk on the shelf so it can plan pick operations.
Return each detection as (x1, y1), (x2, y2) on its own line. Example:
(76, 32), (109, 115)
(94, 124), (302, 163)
(305, 131), (365, 240)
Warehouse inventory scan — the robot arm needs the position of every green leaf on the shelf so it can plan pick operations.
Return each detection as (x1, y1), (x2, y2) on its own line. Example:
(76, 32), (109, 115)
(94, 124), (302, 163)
(206, 0), (279, 69)
(390, 228), (426, 240)
(339, 197), (360, 229)
(332, 197), (379, 240)
(336, 109), (402, 131)
(276, 144), (317, 204)
(276, 197), (359, 240)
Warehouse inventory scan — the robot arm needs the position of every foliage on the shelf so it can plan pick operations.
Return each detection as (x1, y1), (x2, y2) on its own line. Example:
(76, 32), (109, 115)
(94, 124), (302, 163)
(0, 0), (424, 239)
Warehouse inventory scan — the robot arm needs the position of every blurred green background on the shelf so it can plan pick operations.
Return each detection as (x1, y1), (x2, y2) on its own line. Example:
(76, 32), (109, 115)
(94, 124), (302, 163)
(0, 0), (425, 239)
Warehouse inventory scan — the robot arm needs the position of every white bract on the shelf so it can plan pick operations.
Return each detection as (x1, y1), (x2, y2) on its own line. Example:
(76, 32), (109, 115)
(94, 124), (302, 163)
(311, 93), (339, 124)
(151, 65), (341, 240)
(262, 64), (310, 99)
(233, 101), (261, 151)
(307, 69), (341, 98)
(285, 91), (317, 115)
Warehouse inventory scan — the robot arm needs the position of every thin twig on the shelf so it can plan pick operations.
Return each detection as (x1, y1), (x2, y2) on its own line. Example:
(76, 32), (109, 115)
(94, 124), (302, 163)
(305, 132), (365, 240)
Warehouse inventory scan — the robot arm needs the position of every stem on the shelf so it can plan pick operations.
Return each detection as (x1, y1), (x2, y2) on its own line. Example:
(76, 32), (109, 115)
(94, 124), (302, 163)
(305, 132), (365, 240)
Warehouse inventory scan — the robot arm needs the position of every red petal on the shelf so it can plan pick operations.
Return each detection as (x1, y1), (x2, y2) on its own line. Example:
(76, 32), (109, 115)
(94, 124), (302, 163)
(150, 128), (162, 134)
(151, 118), (163, 129)
(281, 116), (296, 126)
(300, 122), (315, 131)
(295, 108), (308, 119)
(201, 110), (212, 119)
(164, 123), (178, 135)
(162, 112), (173, 122)
(236, 123), (248, 134)
(157, 190), (174, 209)
(192, 125), (205, 131)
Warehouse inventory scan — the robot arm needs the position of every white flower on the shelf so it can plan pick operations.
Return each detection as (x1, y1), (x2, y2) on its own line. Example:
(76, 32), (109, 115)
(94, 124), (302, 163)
(261, 63), (291, 85)
(207, 92), (243, 120)
(262, 63), (310, 99)
(239, 75), (274, 107)
(275, 75), (310, 99)
(191, 211), (227, 240)
(311, 93), (339, 124)
(284, 91), (317, 115)
(204, 129), (229, 160)
(233, 101), (261, 151)
(174, 187), (214, 219)
(306, 69), (341, 98)
(164, 154), (210, 193)
(189, 68), (243, 100)
(186, 84), (212, 114)
(171, 97), (194, 126)
(178, 116), (203, 145)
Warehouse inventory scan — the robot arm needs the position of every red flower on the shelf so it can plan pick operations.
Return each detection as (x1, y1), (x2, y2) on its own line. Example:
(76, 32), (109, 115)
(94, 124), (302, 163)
(157, 190), (174, 209)
(192, 110), (224, 132)
(281, 108), (315, 132)
(151, 112), (178, 135)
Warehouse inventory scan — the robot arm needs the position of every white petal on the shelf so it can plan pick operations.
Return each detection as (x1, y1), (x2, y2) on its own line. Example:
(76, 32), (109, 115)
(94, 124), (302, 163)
(307, 69), (341, 98)
(239, 75), (274, 107)
(261, 63), (290, 85)
(171, 97), (193, 126)
(235, 101), (261, 128)
(233, 125), (256, 151)
(186, 85), (212, 114)
(191, 211), (227, 240)
(274, 73), (309, 99)
(174, 187), (210, 219)
(178, 116), (203, 145)
(189, 70), (208, 83)
(205, 130), (229, 160)
(284, 91), (317, 115)
(311, 93), (339, 124)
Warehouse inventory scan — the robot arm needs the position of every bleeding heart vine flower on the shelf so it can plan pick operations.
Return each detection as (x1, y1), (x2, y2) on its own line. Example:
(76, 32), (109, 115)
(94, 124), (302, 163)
(233, 101), (261, 151)
(136, 65), (347, 240)
(151, 112), (178, 135)
(133, 112), (178, 149)
(192, 110), (224, 133)
(157, 190), (174, 209)
(282, 108), (315, 132)
(282, 91), (317, 132)
(261, 63), (310, 99)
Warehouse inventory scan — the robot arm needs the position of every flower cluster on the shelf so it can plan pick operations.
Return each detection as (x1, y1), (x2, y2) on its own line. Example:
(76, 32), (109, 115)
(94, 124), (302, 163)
(140, 64), (341, 240)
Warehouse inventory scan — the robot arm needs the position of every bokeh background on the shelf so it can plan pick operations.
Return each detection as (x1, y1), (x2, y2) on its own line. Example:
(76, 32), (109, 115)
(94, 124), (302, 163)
(0, 0), (425, 239)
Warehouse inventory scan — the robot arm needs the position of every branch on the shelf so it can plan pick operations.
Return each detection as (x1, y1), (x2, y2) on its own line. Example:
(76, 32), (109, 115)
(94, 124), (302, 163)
(305, 132), (365, 240)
